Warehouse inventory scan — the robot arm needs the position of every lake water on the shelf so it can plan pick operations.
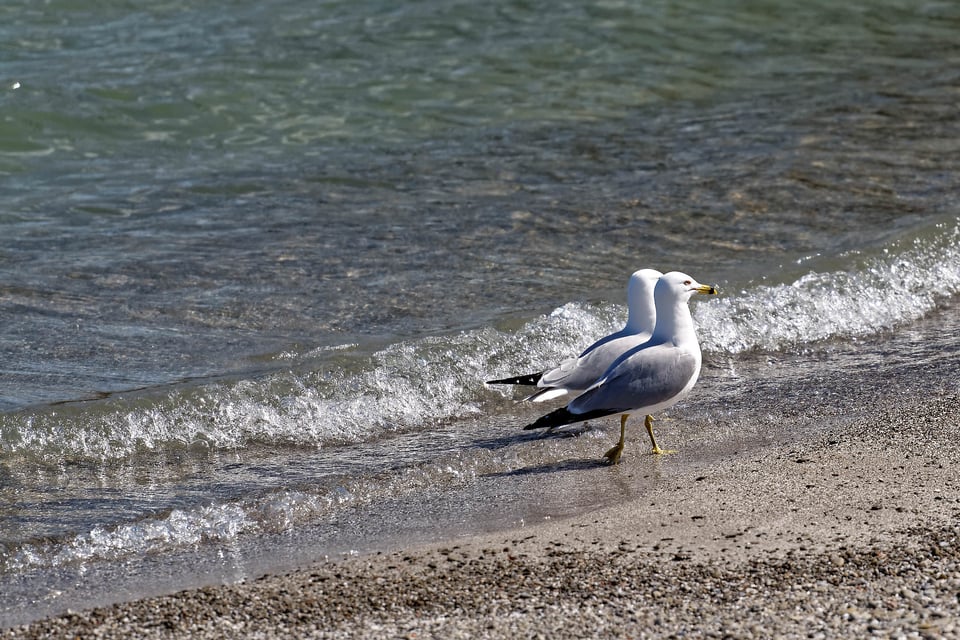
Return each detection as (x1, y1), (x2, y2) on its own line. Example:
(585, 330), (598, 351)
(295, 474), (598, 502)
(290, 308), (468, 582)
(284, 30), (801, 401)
(2, 0), (959, 626)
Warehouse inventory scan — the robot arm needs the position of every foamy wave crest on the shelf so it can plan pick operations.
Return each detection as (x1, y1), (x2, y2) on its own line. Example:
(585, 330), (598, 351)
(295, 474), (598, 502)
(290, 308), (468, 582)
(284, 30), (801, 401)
(697, 219), (960, 353)
(4, 216), (957, 461)
(2, 452), (496, 572)
(0, 303), (621, 461)
(4, 503), (255, 573)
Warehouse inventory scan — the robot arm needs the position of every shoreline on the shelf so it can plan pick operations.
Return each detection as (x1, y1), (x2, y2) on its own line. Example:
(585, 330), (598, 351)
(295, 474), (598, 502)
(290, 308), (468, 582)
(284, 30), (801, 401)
(5, 391), (959, 638)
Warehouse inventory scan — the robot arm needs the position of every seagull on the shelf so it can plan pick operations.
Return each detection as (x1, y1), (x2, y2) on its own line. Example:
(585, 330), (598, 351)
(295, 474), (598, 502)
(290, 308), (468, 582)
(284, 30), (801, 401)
(487, 268), (662, 403)
(523, 271), (718, 464)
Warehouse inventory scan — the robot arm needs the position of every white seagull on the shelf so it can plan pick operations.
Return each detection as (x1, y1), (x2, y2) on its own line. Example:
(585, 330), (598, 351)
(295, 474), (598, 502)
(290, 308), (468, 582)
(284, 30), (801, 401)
(487, 268), (662, 403)
(523, 271), (718, 464)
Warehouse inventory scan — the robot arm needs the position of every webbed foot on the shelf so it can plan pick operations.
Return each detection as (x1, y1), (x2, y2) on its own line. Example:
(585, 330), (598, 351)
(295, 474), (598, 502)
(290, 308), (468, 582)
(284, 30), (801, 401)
(603, 441), (624, 465)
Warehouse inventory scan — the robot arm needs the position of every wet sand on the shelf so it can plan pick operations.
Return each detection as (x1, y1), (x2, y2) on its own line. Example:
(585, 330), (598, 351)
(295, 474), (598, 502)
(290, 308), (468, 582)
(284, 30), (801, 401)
(5, 391), (960, 639)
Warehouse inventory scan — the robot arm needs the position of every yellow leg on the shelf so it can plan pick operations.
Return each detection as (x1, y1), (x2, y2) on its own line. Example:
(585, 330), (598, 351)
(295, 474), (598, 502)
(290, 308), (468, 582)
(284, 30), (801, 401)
(645, 415), (676, 455)
(602, 414), (629, 465)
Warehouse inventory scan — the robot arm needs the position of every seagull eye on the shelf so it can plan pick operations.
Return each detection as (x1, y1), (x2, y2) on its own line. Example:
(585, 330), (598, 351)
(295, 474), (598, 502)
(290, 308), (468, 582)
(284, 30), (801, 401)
(683, 280), (692, 286)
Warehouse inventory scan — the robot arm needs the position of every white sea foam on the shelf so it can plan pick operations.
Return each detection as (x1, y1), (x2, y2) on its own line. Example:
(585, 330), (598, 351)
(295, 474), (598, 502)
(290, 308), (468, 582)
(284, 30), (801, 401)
(0, 304), (620, 461)
(1, 220), (956, 462)
(4, 503), (256, 573)
(696, 220), (960, 354)
(1, 449), (494, 573)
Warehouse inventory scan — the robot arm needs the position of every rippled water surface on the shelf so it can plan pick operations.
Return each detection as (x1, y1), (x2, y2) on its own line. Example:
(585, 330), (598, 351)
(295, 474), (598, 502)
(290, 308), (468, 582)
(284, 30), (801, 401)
(1, 0), (959, 627)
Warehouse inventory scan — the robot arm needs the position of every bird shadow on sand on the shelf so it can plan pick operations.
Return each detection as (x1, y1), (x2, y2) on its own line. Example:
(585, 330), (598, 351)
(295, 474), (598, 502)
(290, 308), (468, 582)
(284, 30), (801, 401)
(481, 457), (609, 479)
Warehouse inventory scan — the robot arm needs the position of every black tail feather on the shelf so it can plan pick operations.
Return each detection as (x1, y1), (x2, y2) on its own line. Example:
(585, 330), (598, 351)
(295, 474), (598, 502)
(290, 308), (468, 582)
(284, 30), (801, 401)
(523, 407), (616, 431)
(486, 372), (543, 386)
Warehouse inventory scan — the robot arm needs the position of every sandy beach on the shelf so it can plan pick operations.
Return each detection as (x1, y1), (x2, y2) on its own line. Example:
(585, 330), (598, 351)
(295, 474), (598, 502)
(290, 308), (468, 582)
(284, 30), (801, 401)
(5, 389), (958, 639)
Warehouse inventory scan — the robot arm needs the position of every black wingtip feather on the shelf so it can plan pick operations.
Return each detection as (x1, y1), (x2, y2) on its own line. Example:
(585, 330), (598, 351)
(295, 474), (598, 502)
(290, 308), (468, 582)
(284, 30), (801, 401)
(486, 372), (543, 386)
(523, 407), (574, 430)
(524, 407), (587, 430)
(523, 407), (618, 430)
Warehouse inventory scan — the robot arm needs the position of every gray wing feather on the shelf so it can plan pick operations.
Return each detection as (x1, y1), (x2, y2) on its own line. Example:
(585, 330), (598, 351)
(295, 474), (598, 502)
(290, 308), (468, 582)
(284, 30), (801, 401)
(539, 331), (647, 391)
(568, 344), (697, 415)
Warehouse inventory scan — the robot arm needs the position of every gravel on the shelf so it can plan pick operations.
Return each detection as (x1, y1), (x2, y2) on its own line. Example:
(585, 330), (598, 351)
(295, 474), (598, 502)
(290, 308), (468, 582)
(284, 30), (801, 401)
(6, 523), (959, 639)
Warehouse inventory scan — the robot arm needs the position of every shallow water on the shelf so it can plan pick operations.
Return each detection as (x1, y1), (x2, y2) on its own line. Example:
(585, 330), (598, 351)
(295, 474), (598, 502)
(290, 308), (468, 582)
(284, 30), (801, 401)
(2, 0), (960, 627)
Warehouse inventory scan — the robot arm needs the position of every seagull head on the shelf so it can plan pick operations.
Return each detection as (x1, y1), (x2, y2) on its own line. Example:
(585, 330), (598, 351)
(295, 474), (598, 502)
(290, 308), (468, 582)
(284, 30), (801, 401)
(657, 271), (719, 302)
(625, 268), (663, 332)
